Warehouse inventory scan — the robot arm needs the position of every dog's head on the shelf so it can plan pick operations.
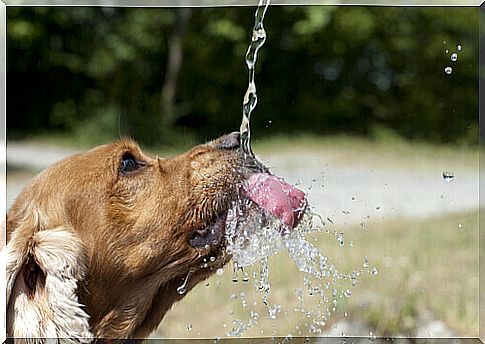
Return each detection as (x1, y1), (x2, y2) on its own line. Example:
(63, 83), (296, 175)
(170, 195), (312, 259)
(5, 132), (269, 339)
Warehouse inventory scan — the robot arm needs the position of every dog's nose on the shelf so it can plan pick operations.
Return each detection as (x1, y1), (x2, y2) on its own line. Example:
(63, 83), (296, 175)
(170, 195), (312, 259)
(214, 132), (240, 150)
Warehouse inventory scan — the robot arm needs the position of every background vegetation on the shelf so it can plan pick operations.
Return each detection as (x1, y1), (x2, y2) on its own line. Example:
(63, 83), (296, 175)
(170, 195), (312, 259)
(7, 6), (479, 147)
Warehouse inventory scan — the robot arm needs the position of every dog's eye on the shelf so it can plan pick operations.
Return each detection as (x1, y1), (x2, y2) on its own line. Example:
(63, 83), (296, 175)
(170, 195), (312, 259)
(120, 154), (140, 173)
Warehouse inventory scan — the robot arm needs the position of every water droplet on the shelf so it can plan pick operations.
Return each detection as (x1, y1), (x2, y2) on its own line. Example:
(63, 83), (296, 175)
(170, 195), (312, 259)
(187, 324), (192, 331)
(442, 171), (455, 183)
(242, 268), (249, 282)
(344, 312), (348, 317)
(349, 240), (354, 248)
(177, 270), (193, 295)
(229, 293), (237, 301)
(458, 223), (462, 229)
(232, 262), (239, 283)
(444, 66), (452, 75)
(336, 233), (344, 246)
(343, 289), (352, 297)
(363, 257), (370, 268)
(445, 49), (449, 54)
(451, 53), (458, 62)
(210, 256), (216, 262)
(457, 44), (462, 51)
(371, 267), (379, 275)
(216, 268), (224, 276)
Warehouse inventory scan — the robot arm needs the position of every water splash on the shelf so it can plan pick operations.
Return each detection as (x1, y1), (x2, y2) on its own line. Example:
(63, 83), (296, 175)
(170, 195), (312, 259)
(225, 199), (289, 267)
(226, 319), (246, 337)
(240, 0), (271, 155)
(224, 201), (377, 336)
(267, 304), (281, 319)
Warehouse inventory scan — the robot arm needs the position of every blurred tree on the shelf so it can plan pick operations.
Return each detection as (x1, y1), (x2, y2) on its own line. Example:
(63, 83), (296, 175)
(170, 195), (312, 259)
(161, 8), (191, 128)
(6, 6), (479, 146)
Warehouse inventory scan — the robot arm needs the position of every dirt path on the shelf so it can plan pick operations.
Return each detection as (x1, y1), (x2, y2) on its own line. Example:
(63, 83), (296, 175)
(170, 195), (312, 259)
(260, 151), (478, 226)
(7, 141), (478, 226)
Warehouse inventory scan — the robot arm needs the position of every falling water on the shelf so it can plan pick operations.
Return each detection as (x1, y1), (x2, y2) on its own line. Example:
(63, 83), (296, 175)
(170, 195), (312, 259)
(177, 269), (194, 295)
(223, 0), (377, 336)
(223, 194), (378, 336)
(239, 0), (271, 155)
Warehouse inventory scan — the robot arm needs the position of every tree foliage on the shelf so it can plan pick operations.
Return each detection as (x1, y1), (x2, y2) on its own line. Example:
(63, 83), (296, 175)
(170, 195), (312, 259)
(7, 6), (479, 146)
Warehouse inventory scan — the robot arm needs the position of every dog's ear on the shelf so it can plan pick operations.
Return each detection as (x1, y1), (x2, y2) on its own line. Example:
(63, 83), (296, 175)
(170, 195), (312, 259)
(4, 211), (92, 341)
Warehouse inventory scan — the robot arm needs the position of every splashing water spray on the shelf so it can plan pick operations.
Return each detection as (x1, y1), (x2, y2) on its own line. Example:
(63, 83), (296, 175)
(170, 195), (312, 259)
(222, 0), (378, 337)
(239, 0), (270, 156)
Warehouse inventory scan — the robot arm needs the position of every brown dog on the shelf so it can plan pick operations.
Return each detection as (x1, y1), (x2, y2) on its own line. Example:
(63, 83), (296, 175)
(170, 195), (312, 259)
(5, 132), (268, 341)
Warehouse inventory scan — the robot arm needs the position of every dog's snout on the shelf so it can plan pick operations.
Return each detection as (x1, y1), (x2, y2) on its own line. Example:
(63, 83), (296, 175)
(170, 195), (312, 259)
(214, 132), (240, 150)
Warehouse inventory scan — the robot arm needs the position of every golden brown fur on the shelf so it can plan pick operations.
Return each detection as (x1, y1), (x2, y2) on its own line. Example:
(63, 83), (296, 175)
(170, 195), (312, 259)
(4, 133), (261, 341)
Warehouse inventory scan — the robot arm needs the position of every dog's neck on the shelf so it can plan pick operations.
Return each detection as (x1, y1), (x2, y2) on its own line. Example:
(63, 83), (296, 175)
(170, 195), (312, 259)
(84, 267), (214, 339)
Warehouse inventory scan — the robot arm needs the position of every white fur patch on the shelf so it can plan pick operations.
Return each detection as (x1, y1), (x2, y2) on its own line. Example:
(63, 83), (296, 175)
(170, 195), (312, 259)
(6, 228), (93, 343)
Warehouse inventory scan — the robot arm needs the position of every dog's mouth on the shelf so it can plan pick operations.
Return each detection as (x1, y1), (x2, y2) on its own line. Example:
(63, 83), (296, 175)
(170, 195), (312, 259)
(189, 212), (228, 248)
(188, 168), (307, 251)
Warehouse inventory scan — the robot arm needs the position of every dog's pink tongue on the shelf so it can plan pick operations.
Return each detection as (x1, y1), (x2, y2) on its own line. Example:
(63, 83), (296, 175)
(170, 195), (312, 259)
(243, 173), (306, 228)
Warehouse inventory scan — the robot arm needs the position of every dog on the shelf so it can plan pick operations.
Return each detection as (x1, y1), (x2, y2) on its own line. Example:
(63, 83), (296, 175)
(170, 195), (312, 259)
(4, 132), (273, 341)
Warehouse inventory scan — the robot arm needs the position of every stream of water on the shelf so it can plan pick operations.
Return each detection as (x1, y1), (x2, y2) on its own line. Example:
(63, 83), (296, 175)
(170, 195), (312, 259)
(222, 0), (376, 337)
(239, 0), (270, 155)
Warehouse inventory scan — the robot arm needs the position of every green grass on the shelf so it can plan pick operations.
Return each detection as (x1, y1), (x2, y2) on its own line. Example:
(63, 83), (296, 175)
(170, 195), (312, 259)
(155, 211), (479, 338)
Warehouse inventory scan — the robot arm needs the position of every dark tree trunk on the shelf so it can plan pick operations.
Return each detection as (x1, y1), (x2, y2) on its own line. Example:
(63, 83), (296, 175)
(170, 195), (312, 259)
(161, 8), (192, 127)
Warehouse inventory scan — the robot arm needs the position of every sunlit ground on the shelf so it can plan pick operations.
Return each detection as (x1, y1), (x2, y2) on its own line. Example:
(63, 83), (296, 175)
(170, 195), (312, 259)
(5, 134), (479, 338)
(156, 135), (479, 338)
(156, 211), (478, 338)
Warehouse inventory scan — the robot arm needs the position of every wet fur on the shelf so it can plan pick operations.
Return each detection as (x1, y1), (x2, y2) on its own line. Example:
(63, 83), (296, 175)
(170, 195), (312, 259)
(3, 135), (256, 341)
